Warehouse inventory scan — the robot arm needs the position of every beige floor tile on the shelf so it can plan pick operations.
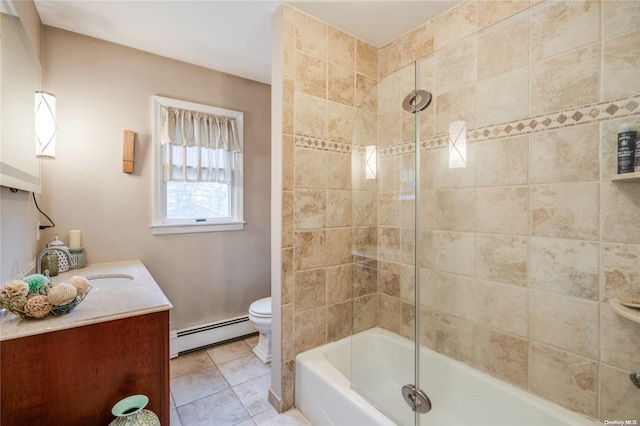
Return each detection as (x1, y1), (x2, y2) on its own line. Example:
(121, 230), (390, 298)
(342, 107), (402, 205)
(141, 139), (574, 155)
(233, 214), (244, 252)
(218, 354), (271, 387)
(252, 408), (279, 425)
(233, 373), (272, 416)
(207, 340), (254, 365)
(170, 349), (215, 379)
(170, 409), (183, 426)
(171, 366), (229, 407)
(177, 389), (250, 426)
(261, 409), (312, 426)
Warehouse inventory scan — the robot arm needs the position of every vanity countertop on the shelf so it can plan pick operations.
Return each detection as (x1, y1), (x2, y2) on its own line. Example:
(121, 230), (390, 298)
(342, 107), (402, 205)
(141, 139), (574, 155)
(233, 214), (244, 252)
(0, 260), (172, 341)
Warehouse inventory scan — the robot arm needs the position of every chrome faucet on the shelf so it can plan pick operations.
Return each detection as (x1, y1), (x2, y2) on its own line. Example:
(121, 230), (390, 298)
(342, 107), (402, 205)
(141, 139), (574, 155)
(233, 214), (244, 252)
(36, 247), (77, 277)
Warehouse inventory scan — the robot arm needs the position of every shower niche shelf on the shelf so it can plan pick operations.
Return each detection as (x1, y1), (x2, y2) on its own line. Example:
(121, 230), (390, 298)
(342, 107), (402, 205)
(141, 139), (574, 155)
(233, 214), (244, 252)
(611, 172), (640, 182)
(610, 300), (640, 324)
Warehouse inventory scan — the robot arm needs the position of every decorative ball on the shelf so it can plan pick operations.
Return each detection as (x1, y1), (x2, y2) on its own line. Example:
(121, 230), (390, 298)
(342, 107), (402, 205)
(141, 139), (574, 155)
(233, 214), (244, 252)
(67, 276), (90, 295)
(22, 274), (50, 294)
(0, 280), (29, 301)
(7, 295), (27, 312)
(24, 295), (52, 318)
(47, 283), (77, 306)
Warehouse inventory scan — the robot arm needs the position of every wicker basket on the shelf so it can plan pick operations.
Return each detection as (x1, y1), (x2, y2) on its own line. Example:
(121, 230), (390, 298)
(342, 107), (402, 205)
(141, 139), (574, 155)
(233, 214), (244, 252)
(1, 284), (92, 320)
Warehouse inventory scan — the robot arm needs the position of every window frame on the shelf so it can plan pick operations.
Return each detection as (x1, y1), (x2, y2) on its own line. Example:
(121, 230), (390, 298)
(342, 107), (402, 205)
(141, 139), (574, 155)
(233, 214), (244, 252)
(151, 95), (244, 235)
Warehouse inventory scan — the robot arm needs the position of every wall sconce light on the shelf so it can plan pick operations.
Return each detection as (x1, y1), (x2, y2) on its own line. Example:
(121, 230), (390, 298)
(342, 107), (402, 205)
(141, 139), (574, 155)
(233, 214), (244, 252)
(365, 145), (377, 179)
(35, 91), (57, 159)
(448, 120), (466, 169)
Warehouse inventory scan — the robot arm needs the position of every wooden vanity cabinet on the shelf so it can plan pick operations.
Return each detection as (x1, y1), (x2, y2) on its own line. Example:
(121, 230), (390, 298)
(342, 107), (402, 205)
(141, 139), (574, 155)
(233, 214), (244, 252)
(0, 310), (170, 425)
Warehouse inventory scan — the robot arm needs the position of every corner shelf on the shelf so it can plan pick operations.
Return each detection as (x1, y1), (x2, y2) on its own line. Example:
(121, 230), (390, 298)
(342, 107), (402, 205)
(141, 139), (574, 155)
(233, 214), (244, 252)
(611, 172), (640, 182)
(610, 299), (640, 324)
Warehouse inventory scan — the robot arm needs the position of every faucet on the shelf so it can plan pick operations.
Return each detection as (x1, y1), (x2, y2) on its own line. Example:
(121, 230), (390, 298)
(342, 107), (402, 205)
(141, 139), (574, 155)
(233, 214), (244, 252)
(36, 247), (77, 277)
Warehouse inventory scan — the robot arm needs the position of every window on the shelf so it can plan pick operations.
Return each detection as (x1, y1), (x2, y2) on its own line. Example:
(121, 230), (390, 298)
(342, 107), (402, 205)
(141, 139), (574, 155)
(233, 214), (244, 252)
(151, 96), (244, 235)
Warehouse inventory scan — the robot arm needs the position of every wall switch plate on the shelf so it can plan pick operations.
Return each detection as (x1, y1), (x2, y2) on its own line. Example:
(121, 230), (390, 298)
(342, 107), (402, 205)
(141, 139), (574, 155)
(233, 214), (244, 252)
(36, 221), (41, 241)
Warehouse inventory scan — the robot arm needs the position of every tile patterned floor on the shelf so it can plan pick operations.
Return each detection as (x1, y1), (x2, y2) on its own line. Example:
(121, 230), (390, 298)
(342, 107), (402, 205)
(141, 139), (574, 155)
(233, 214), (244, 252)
(170, 335), (311, 426)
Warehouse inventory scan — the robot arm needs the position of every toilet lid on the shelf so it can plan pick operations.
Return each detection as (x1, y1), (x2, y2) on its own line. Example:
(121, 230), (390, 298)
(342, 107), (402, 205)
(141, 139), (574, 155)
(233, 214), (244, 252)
(250, 297), (271, 317)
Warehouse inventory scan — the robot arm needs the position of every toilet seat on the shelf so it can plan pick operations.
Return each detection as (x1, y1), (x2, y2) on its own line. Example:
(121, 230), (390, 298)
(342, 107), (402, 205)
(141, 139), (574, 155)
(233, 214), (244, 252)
(249, 297), (271, 318)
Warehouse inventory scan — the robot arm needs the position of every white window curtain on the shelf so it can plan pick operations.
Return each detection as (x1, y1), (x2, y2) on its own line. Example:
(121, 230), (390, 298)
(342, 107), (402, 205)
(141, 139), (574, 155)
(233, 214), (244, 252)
(160, 106), (241, 184)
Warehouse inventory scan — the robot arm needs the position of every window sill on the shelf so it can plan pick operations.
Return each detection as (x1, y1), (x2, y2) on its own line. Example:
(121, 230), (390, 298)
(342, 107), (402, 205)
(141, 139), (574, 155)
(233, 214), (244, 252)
(151, 221), (245, 235)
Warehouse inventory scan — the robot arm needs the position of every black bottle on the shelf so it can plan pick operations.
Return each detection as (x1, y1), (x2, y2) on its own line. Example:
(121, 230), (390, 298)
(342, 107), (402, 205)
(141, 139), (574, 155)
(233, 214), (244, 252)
(618, 124), (637, 174)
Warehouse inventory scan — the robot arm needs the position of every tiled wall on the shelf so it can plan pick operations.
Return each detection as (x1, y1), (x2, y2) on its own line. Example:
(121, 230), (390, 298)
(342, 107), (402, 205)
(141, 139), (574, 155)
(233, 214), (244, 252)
(276, 0), (640, 421)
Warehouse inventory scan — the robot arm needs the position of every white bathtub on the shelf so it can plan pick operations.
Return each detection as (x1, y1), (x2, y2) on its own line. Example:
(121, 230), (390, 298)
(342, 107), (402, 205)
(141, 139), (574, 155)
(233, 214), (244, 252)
(295, 328), (598, 426)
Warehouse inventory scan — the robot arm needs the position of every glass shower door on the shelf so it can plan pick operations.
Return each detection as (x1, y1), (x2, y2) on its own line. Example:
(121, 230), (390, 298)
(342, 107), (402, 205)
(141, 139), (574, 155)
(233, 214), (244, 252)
(351, 60), (428, 425)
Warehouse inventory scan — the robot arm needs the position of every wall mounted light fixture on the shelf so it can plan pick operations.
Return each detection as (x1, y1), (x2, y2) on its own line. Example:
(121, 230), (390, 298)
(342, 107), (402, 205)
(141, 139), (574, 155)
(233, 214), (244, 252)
(448, 120), (466, 169)
(365, 145), (377, 180)
(35, 91), (56, 159)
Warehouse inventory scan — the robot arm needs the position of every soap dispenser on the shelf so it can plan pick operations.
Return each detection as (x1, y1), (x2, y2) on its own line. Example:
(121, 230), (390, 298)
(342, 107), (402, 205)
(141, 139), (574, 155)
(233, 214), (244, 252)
(48, 236), (71, 273)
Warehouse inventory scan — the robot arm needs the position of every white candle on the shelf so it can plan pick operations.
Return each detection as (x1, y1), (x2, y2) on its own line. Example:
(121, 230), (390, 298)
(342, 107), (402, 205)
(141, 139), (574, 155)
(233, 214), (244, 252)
(68, 230), (82, 249)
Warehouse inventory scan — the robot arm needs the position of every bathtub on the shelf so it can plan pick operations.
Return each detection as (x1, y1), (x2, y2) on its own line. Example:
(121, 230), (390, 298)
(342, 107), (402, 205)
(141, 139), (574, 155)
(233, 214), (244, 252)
(295, 328), (598, 426)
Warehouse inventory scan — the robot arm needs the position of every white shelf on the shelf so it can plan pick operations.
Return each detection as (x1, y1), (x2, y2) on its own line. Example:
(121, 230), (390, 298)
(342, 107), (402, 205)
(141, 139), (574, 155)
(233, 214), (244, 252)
(610, 299), (640, 324)
(611, 171), (640, 182)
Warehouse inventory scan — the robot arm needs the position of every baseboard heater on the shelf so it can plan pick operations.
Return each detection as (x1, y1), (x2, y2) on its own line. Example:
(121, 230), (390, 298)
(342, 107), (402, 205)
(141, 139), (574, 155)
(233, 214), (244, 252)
(170, 315), (256, 358)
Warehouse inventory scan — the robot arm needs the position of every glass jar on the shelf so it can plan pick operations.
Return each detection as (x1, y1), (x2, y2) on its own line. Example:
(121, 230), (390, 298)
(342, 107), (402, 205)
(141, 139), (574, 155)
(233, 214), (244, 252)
(40, 251), (59, 277)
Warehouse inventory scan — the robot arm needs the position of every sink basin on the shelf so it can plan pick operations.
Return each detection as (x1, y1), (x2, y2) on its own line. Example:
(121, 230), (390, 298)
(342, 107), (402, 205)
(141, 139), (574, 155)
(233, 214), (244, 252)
(86, 274), (134, 290)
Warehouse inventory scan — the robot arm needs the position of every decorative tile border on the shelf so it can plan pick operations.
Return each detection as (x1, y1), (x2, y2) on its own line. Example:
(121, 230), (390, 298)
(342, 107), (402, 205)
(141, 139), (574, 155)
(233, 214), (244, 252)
(293, 93), (640, 157)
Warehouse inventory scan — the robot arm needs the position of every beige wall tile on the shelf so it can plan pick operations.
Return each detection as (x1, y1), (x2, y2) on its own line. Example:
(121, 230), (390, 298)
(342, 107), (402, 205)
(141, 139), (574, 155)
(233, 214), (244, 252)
(295, 51), (326, 98)
(476, 279), (528, 337)
(326, 151), (351, 190)
(327, 102), (356, 142)
(353, 190), (377, 226)
(530, 290), (599, 359)
(531, 44), (600, 115)
(530, 124), (600, 184)
(432, 271), (476, 321)
(530, 0), (600, 62)
(378, 192), (401, 227)
(326, 263), (353, 304)
(325, 227), (352, 266)
(400, 264), (416, 304)
(328, 26), (355, 69)
(294, 93), (326, 138)
(476, 234), (528, 287)
(529, 342), (598, 418)
(294, 268), (326, 312)
(433, 144), (477, 189)
(603, 0), (640, 40)
(434, 312), (474, 364)
(326, 190), (351, 228)
(419, 148), (435, 190)
(354, 294), (377, 332)
(293, 189), (326, 230)
(355, 73), (378, 111)
(282, 248), (294, 305)
(474, 326), (528, 388)
(435, 1), (478, 50)
(378, 293), (402, 334)
(601, 243), (640, 301)
(530, 182), (599, 241)
(282, 134), (294, 191)
(378, 110), (403, 147)
(600, 304), (640, 371)
(599, 364), (640, 423)
(603, 30), (640, 100)
(433, 188), (476, 232)
(294, 230), (325, 271)
(478, 14), (529, 81)
(436, 39), (477, 95)
(379, 39), (401, 79)
(354, 226), (377, 259)
(282, 191), (293, 248)
(529, 237), (599, 300)
(401, 23), (435, 66)
(294, 10), (327, 59)
(328, 64), (355, 107)
(379, 226), (402, 262)
(419, 267), (436, 308)
(353, 259), (377, 297)
(356, 40), (378, 80)
(281, 359), (295, 411)
(379, 155), (400, 192)
(377, 70), (402, 114)
(327, 300), (353, 343)
(352, 108), (377, 149)
(401, 228), (416, 266)
(294, 147), (325, 189)
(476, 186), (528, 235)
(400, 301), (416, 341)
(476, 66), (529, 127)
(601, 181), (640, 244)
(478, 0), (529, 30)
(419, 308), (436, 349)
(282, 303), (294, 361)
(294, 306), (326, 354)
(377, 260), (400, 298)
(283, 78), (294, 135)
(435, 84), (476, 136)
(476, 135), (529, 187)
(420, 230), (475, 276)
(283, 20), (295, 79)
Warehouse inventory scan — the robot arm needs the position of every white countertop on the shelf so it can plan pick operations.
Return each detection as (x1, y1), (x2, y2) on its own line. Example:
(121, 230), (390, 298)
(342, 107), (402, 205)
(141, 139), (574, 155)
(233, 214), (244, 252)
(0, 260), (172, 341)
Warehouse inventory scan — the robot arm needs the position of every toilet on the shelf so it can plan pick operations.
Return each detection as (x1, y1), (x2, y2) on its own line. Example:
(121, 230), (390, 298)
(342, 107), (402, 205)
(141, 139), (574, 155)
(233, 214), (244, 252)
(248, 297), (272, 363)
